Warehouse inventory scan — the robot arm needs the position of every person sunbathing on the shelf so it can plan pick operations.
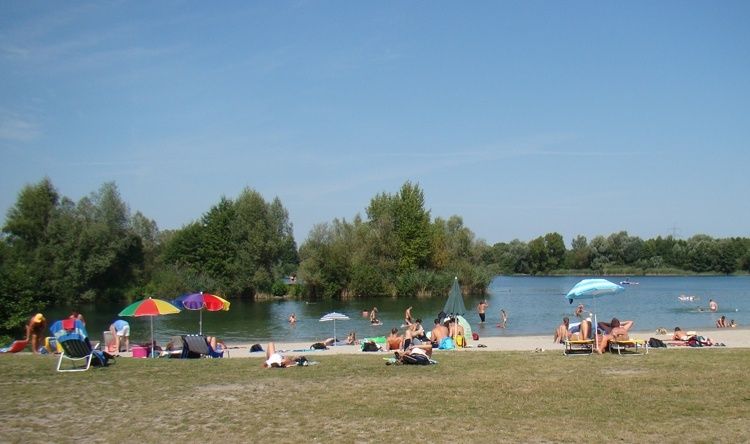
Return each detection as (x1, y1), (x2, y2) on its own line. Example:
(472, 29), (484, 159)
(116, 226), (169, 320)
(553, 317), (572, 344)
(598, 318), (634, 334)
(596, 318), (633, 354)
(673, 327), (713, 345)
(262, 342), (307, 368)
(392, 344), (433, 364)
(430, 318), (449, 347)
(577, 317), (592, 341)
(386, 328), (403, 351)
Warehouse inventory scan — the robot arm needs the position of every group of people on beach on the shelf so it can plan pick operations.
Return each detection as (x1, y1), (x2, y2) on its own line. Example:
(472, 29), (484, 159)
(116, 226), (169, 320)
(553, 315), (634, 354)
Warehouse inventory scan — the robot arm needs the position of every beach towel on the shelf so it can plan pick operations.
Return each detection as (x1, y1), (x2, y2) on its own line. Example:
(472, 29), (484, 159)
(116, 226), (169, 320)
(0, 340), (28, 353)
(438, 337), (455, 350)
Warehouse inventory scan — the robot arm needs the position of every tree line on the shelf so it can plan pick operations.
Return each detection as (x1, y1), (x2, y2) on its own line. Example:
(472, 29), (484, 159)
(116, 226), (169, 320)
(2, 178), (749, 337)
(485, 231), (750, 276)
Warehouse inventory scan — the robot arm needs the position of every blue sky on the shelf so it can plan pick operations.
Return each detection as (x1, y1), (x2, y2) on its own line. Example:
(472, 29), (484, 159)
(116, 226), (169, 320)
(2, 1), (748, 246)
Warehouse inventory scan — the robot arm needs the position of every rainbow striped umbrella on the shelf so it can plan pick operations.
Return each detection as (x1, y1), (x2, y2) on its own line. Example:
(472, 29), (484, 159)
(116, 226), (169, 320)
(119, 297), (181, 356)
(171, 292), (230, 335)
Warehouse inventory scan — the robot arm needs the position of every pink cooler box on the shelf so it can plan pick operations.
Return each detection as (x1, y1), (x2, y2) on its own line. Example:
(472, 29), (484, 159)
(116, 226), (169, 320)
(131, 345), (148, 358)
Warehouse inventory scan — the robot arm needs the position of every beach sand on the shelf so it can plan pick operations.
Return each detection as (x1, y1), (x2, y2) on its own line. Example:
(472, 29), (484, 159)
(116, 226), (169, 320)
(220, 327), (750, 359)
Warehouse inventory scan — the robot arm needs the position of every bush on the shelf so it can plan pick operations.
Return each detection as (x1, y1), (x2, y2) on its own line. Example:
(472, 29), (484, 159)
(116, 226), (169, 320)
(271, 281), (288, 297)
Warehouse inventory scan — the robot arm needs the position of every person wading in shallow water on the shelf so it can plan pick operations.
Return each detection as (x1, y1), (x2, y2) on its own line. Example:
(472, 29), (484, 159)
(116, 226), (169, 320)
(477, 300), (488, 324)
(497, 309), (508, 328)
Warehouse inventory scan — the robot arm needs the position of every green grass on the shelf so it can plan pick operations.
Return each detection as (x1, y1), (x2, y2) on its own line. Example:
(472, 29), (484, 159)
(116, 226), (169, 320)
(1, 349), (749, 443)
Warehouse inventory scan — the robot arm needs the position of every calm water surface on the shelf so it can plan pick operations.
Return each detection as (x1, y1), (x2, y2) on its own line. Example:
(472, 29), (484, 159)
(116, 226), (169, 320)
(47, 276), (749, 345)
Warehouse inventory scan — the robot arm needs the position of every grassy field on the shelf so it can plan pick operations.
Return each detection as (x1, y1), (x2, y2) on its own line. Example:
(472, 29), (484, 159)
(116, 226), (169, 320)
(1, 349), (749, 443)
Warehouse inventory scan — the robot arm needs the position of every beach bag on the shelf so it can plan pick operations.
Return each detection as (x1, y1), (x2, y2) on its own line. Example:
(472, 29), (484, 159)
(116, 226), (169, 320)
(311, 342), (327, 350)
(362, 341), (379, 352)
(648, 337), (666, 348)
(472, 333), (479, 341)
(455, 334), (466, 348)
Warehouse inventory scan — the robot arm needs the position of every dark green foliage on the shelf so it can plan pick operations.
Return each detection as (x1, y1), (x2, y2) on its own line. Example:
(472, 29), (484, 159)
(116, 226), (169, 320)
(485, 232), (750, 276)
(158, 187), (299, 298)
(271, 281), (288, 297)
(298, 183), (491, 299)
(1, 180), (148, 334)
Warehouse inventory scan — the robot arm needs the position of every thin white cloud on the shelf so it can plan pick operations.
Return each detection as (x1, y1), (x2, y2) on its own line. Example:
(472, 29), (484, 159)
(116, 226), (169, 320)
(0, 112), (40, 142)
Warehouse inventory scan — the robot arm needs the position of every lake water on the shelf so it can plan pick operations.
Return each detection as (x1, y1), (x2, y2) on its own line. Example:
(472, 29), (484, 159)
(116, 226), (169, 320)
(46, 276), (749, 345)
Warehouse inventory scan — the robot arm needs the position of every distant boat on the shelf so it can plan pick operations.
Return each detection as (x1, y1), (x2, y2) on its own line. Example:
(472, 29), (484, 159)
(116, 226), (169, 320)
(678, 295), (698, 302)
(620, 279), (639, 285)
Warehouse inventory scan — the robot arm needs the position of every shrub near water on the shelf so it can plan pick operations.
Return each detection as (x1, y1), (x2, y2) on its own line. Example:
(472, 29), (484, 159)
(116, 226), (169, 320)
(2, 349), (750, 442)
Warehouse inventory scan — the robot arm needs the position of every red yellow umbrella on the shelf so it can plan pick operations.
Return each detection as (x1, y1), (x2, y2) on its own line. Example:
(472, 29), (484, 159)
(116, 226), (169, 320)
(119, 297), (181, 356)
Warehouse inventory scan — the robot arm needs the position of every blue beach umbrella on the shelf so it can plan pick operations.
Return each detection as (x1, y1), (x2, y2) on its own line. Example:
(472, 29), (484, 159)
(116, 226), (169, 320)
(566, 279), (625, 304)
(565, 279), (625, 348)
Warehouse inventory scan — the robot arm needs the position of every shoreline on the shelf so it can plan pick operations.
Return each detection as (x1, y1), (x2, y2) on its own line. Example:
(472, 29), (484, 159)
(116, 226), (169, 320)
(213, 327), (750, 359)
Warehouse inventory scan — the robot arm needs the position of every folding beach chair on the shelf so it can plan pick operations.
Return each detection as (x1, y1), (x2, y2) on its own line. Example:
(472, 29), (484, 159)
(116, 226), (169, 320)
(50, 319), (109, 372)
(608, 338), (649, 355)
(181, 335), (224, 359)
(563, 339), (595, 356)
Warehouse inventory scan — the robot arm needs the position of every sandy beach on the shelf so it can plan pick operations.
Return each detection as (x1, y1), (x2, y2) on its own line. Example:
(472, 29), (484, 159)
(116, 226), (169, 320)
(210, 327), (750, 359)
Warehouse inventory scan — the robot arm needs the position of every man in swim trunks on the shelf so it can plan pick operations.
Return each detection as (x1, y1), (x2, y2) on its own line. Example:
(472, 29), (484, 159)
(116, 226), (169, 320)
(430, 318), (448, 347)
(477, 300), (488, 323)
(386, 328), (403, 351)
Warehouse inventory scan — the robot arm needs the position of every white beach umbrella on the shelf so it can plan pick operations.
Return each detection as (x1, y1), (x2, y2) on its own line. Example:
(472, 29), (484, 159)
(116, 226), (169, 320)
(319, 312), (350, 345)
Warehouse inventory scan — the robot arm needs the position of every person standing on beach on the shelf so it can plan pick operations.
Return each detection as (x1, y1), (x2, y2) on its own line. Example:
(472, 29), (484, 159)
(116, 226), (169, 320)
(25, 313), (47, 354)
(477, 300), (488, 323)
(709, 299), (718, 312)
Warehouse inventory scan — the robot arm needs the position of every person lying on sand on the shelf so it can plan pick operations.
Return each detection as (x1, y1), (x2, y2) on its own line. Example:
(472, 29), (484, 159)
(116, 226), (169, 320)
(262, 342), (308, 368)
(673, 327), (713, 345)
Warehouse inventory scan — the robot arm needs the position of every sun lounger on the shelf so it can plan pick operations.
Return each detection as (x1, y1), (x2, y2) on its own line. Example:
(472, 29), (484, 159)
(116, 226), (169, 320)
(608, 338), (649, 355)
(563, 339), (595, 356)
(181, 335), (224, 358)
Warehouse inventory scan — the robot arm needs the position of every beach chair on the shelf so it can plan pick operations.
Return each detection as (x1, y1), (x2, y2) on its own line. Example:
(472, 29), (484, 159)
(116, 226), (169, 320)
(563, 338), (595, 356)
(608, 338), (649, 355)
(0, 339), (29, 353)
(181, 335), (224, 359)
(158, 335), (185, 358)
(51, 319), (109, 372)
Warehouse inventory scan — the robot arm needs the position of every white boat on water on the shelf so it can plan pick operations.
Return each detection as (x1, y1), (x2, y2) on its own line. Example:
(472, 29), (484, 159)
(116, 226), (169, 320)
(620, 279), (639, 285)
(678, 295), (698, 302)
